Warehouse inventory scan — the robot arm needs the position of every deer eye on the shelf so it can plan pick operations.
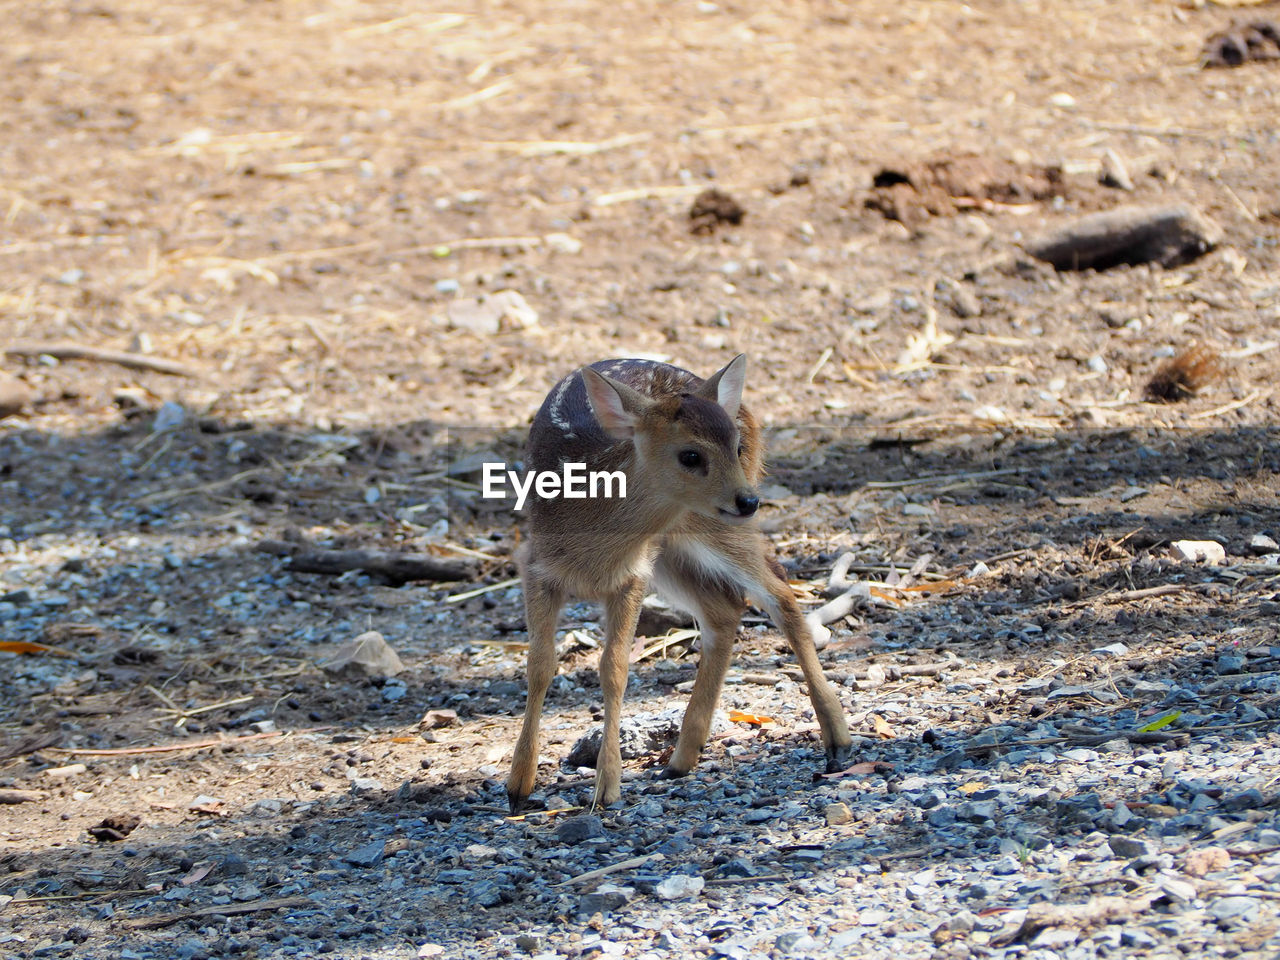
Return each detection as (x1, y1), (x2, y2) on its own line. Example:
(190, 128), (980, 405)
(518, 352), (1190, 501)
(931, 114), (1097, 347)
(677, 449), (703, 469)
(736, 443), (744, 459)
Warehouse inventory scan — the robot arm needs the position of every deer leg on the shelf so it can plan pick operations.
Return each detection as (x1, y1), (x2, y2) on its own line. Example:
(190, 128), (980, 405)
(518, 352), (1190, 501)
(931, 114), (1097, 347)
(507, 568), (566, 811)
(656, 563), (744, 778)
(593, 576), (645, 809)
(763, 572), (853, 772)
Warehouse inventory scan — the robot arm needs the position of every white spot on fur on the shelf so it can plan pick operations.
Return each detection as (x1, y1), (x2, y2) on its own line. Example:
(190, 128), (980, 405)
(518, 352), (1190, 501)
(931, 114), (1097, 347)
(656, 540), (770, 616)
(549, 375), (575, 437)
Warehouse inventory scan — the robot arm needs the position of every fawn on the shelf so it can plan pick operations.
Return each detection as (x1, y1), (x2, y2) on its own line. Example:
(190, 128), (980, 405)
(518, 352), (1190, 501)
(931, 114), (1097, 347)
(506, 355), (853, 811)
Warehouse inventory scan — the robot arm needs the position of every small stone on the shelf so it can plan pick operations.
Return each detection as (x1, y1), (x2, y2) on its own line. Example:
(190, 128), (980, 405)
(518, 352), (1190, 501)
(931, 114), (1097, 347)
(434, 278), (460, 295)
(345, 839), (386, 867)
(322, 631), (405, 678)
(446, 290), (538, 334)
(230, 882), (261, 901)
(544, 232), (582, 254)
(774, 931), (819, 955)
(1108, 801), (1135, 829)
(1170, 540), (1226, 564)
(991, 855), (1021, 875)
(1208, 895), (1260, 925)
(555, 815), (605, 844)
(654, 874), (704, 900)
(1223, 788), (1264, 811)
(1184, 846), (1231, 877)
(1249, 533), (1278, 555)
(514, 933), (543, 954)
(824, 802), (853, 826)
(1099, 149), (1134, 191)
(1216, 654), (1245, 674)
(1109, 836), (1154, 859)
(349, 778), (385, 796)
(1120, 928), (1159, 949)
(579, 882), (633, 915)
(903, 502), (933, 517)
(152, 401), (186, 433)
(1091, 642), (1129, 657)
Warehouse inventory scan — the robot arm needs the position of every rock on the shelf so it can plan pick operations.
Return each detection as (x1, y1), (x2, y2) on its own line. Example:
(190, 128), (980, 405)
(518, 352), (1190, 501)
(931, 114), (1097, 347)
(544, 232), (582, 254)
(1091, 642), (1129, 657)
(446, 290), (539, 334)
(579, 882), (633, 915)
(349, 777), (385, 796)
(1099, 149), (1134, 191)
(566, 707), (728, 766)
(555, 815), (605, 844)
(344, 839), (386, 867)
(1222, 788), (1263, 811)
(1026, 204), (1221, 271)
(824, 802), (853, 826)
(774, 931), (820, 955)
(321, 631), (405, 678)
(1249, 533), (1278, 555)
(1120, 927), (1159, 949)
(1109, 836), (1154, 859)
(1169, 540), (1226, 564)
(1208, 895), (1260, 926)
(1183, 847), (1231, 877)
(0, 373), (32, 418)
(149, 400), (186, 434)
(654, 874), (704, 900)
(635, 595), (694, 636)
(514, 933), (543, 954)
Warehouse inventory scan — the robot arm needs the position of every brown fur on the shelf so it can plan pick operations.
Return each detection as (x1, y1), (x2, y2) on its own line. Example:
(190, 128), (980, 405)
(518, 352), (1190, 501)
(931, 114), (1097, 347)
(507, 356), (852, 810)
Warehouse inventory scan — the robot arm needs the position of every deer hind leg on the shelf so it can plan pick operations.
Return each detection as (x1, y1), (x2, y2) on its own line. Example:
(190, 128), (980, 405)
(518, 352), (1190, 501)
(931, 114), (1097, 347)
(507, 566), (566, 812)
(593, 575), (646, 809)
(652, 550), (745, 778)
(759, 559), (853, 772)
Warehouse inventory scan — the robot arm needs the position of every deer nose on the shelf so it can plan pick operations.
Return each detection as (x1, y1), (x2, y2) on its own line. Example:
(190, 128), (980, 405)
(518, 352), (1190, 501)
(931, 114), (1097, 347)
(734, 491), (759, 516)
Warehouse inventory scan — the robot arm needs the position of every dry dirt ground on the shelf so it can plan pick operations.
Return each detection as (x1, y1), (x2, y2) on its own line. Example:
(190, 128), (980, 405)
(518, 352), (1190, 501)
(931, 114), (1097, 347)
(2, 0), (1280, 957)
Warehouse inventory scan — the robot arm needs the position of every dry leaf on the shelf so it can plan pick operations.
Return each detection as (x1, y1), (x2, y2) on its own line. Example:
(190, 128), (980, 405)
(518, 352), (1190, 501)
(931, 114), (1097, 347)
(727, 709), (774, 726)
(870, 714), (895, 739)
(0, 640), (75, 656)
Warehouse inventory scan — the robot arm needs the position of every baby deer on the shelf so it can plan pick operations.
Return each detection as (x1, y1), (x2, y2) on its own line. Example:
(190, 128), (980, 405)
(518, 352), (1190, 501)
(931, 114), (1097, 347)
(507, 355), (852, 811)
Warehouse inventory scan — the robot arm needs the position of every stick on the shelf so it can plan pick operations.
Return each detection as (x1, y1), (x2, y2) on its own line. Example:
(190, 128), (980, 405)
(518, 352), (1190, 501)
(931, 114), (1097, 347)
(1188, 389), (1265, 421)
(124, 896), (314, 930)
(47, 730), (284, 757)
(255, 541), (475, 584)
(444, 577), (521, 604)
(0, 789), (43, 804)
(1026, 204), (1221, 271)
(554, 853), (663, 888)
(5, 343), (197, 377)
(863, 467), (1023, 489)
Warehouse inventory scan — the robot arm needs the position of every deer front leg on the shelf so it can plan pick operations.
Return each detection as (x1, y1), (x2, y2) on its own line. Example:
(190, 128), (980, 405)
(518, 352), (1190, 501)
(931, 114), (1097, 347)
(507, 570), (566, 812)
(663, 583), (744, 778)
(765, 577), (853, 772)
(593, 576), (645, 809)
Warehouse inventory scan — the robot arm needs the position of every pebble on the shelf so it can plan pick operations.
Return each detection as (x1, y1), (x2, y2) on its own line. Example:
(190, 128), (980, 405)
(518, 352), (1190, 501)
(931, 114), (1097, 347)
(344, 839), (386, 868)
(654, 874), (704, 900)
(1109, 836), (1154, 859)
(1249, 533), (1278, 555)
(1170, 539), (1226, 564)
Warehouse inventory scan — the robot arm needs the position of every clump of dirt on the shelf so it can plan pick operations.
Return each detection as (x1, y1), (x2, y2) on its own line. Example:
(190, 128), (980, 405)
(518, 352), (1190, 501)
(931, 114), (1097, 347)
(865, 153), (1066, 224)
(1202, 19), (1280, 68)
(689, 187), (746, 233)
(1144, 343), (1225, 402)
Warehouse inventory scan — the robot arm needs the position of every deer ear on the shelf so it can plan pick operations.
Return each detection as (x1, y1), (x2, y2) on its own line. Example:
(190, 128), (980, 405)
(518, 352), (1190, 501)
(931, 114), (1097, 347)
(582, 367), (652, 439)
(696, 354), (747, 419)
